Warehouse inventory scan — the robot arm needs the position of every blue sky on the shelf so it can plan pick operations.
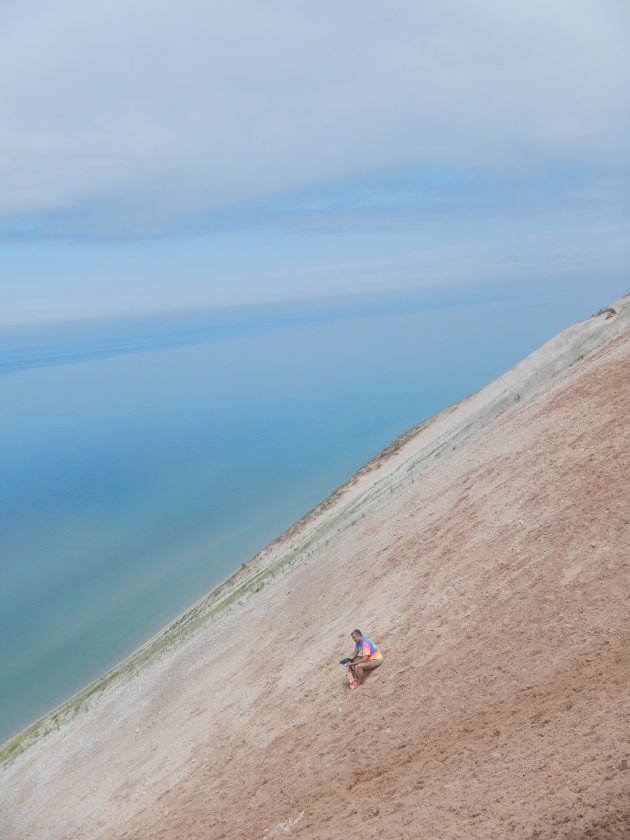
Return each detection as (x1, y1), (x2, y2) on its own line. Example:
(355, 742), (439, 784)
(1, 0), (629, 325)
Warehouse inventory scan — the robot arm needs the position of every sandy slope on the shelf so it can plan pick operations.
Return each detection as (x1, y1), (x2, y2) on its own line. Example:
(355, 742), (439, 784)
(2, 297), (630, 840)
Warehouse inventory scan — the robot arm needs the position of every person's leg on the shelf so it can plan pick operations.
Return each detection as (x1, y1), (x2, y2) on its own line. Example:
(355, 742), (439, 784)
(357, 660), (381, 685)
(346, 664), (358, 688)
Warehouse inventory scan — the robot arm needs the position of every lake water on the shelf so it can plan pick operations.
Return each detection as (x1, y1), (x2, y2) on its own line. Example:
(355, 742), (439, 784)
(0, 280), (625, 744)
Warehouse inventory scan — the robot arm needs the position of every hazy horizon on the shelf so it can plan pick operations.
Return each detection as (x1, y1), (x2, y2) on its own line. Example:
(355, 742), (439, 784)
(1, 3), (629, 325)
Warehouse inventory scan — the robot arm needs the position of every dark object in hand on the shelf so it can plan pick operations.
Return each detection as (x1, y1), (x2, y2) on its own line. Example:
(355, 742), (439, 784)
(340, 658), (352, 665)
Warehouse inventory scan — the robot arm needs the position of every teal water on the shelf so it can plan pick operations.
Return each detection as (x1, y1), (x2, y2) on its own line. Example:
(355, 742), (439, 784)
(0, 281), (625, 744)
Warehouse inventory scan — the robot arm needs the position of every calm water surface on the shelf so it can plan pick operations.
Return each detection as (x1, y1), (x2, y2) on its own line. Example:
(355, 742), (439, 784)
(0, 282), (624, 743)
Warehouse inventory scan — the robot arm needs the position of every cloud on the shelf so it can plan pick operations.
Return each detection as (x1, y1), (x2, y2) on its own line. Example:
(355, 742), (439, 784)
(1, 0), (629, 235)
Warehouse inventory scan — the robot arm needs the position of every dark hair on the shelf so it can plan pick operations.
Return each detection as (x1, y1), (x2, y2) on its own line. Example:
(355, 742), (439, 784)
(351, 629), (362, 637)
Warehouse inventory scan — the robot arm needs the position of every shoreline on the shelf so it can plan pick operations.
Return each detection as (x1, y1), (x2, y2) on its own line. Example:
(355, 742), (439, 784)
(2, 293), (628, 767)
(2, 293), (630, 839)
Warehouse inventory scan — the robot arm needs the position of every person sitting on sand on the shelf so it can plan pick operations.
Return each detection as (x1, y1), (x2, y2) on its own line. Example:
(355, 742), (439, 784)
(344, 629), (382, 689)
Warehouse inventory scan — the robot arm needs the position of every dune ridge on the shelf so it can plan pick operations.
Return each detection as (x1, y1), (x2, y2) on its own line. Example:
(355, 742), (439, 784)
(1, 294), (629, 839)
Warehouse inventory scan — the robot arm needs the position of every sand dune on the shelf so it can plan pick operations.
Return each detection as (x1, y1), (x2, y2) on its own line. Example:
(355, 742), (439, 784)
(2, 295), (630, 839)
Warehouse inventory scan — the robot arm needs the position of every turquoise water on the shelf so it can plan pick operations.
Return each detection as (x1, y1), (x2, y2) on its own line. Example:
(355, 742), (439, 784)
(0, 282), (625, 744)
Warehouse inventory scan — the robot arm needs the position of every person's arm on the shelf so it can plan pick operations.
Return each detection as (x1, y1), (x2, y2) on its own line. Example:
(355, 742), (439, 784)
(351, 643), (370, 665)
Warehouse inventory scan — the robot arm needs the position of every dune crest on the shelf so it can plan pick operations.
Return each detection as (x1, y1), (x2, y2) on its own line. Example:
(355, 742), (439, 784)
(2, 295), (630, 839)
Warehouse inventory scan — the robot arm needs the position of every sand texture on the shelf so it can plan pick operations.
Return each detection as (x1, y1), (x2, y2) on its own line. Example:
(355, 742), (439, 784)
(1, 296), (630, 839)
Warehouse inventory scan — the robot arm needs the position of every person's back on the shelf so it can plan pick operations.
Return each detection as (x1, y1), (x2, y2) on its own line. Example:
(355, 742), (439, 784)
(356, 635), (382, 662)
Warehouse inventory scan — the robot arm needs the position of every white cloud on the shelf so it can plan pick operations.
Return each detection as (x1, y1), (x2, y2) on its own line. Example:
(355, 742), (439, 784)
(1, 0), (628, 233)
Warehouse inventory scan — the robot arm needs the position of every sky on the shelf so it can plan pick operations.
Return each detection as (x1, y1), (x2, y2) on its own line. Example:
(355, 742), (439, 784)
(1, 0), (629, 325)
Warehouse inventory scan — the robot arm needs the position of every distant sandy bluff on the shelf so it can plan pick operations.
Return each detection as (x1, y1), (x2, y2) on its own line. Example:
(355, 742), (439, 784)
(2, 294), (630, 840)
